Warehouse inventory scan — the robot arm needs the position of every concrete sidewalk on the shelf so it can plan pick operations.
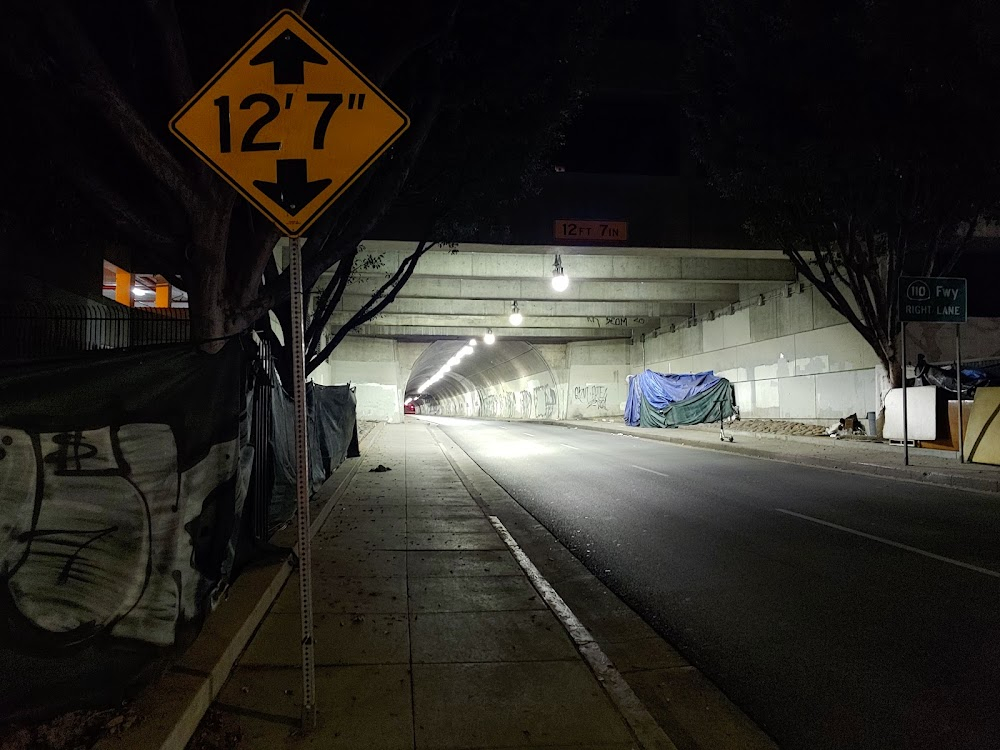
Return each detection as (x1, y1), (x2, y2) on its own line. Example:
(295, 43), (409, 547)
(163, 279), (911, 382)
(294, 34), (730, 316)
(190, 419), (761, 750)
(544, 419), (1000, 494)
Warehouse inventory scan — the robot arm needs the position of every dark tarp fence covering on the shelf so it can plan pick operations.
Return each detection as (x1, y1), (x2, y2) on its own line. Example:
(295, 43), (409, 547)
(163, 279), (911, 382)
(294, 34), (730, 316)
(0, 341), (247, 716)
(0, 339), (359, 719)
(625, 369), (736, 427)
(269, 381), (359, 531)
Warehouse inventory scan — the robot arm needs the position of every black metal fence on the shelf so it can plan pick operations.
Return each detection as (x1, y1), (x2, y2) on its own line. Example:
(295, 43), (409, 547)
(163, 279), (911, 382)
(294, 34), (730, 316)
(246, 332), (276, 545)
(0, 303), (191, 361)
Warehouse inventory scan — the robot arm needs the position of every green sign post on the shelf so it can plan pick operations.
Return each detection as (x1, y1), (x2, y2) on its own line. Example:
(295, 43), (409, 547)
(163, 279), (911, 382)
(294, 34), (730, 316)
(897, 276), (969, 466)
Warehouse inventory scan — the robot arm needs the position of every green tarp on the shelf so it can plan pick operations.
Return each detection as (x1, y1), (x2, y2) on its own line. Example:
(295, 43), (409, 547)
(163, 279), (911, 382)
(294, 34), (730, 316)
(638, 378), (736, 428)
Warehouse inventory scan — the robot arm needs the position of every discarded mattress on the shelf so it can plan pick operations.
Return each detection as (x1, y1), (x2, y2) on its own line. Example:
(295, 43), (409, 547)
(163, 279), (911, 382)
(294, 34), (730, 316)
(624, 369), (736, 428)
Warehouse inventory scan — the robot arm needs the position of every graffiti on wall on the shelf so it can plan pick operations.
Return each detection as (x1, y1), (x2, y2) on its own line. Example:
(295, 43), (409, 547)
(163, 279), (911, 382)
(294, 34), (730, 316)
(531, 384), (558, 419)
(479, 390), (517, 419)
(586, 316), (646, 328)
(473, 384), (558, 420)
(573, 384), (609, 410)
(0, 423), (242, 647)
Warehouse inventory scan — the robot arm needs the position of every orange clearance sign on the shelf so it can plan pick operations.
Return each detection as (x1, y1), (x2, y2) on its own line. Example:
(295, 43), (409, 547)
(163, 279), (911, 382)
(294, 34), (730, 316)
(170, 10), (409, 237)
(554, 220), (628, 242)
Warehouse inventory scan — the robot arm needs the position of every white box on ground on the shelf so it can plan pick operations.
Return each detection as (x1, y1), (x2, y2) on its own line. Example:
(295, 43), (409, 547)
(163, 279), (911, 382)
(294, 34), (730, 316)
(883, 386), (937, 441)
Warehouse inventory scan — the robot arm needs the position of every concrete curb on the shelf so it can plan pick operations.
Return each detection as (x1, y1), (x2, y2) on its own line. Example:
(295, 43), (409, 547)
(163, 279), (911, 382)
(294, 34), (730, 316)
(93, 423), (384, 750)
(536, 420), (1000, 495)
(429, 423), (778, 750)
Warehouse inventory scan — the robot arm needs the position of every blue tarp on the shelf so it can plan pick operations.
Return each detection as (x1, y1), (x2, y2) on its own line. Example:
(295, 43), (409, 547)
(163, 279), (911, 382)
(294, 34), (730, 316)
(625, 370), (722, 426)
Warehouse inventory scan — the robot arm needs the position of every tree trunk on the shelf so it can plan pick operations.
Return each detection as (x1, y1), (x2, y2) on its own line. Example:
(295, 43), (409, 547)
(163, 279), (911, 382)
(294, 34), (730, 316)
(187, 203), (234, 353)
(886, 356), (903, 389)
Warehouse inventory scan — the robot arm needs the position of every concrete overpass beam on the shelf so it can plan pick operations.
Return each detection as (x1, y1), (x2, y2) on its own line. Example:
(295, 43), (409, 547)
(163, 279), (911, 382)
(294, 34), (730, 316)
(349, 277), (740, 304)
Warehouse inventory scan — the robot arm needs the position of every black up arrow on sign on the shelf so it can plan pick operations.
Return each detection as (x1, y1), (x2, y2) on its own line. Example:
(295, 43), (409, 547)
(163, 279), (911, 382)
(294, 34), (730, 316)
(249, 30), (327, 85)
(253, 160), (332, 214)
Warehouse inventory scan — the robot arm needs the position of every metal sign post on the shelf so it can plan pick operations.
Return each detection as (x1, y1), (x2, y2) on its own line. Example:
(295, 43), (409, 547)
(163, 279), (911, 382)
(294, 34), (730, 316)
(168, 10), (410, 731)
(901, 321), (909, 466)
(956, 324), (965, 463)
(288, 235), (316, 727)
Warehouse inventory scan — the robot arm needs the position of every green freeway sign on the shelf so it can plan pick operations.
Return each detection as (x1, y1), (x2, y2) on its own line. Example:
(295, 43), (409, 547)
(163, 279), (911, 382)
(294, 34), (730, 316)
(899, 276), (967, 323)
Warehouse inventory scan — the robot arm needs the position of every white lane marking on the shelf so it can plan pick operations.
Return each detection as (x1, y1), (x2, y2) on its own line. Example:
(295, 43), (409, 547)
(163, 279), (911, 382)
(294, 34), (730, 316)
(775, 508), (1000, 580)
(559, 443), (581, 450)
(523, 432), (535, 437)
(858, 462), (893, 469)
(631, 464), (670, 478)
(488, 516), (676, 750)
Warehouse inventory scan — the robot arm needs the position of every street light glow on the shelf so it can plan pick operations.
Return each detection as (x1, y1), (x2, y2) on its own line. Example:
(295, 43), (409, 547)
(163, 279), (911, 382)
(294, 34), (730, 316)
(551, 254), (569, 291)
(509, 301), (523, 326)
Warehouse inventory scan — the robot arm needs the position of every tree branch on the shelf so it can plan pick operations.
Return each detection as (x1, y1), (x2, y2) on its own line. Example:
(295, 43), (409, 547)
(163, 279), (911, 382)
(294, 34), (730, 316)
(141, 0), (194, 109)
(305, 241), (430, 374)
(35, 0), (203, 215)
(306, 254), (354, 359)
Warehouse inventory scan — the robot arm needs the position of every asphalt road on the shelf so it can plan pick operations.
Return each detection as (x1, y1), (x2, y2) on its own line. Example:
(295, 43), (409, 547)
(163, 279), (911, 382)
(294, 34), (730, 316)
(428, 417), (1000, 750)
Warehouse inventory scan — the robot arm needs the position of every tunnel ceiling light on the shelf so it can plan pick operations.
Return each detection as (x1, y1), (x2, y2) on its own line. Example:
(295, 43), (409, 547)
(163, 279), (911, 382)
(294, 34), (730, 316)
(132, 287), (151, 296)
(447, 356), (460, 366)
(484, 329), (496, 345)
(509, 301), (523, 326)
(551, 254), (569, 292)
(469, 338), (477, 346)
(459, 345), (474, 356)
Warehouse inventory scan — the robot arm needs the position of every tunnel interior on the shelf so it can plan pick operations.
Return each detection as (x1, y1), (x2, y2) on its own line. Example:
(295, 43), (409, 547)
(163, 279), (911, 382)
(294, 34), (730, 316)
(404, 338), (561, 419)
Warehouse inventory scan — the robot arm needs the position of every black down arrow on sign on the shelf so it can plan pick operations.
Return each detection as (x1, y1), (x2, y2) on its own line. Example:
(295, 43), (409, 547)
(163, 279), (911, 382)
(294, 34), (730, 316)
(249, 30), (327, 84)
(254, 160), (332, 215)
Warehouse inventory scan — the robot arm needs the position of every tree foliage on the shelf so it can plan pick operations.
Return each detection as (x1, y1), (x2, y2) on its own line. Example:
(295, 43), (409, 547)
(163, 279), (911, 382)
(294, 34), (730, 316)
(1, 0), (623, 374)
(683, 0), (1000, 385)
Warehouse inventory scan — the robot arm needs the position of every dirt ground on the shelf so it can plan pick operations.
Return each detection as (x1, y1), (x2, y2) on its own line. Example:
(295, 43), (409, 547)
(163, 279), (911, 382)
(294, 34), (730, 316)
(0, 704), (137, 750)
(0, 704), (242, 750)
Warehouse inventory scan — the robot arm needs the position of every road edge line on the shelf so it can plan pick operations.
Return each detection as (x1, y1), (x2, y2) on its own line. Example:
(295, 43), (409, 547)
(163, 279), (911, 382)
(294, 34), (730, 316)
(488, 515), (678, 750)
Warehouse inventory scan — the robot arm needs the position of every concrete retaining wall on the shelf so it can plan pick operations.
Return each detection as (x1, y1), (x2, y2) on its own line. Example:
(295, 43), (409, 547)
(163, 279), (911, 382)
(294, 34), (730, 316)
(632, 285), (1000, 424)
(312, 337), (405, 423)
(564, 340), (631, 419)
(307, 292), (997, 426)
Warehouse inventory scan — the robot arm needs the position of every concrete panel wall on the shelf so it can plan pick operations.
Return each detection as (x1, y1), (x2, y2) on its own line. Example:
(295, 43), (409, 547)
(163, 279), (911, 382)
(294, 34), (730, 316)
(907, 318), (1000, 365)
(313, 336), (404, 423)
(565, 340), (631, 419)
(636, 287), (882, 424)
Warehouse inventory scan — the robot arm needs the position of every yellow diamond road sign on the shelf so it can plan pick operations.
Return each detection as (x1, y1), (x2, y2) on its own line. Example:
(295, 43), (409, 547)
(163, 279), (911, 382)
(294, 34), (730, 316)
(170, 10), (410, 237)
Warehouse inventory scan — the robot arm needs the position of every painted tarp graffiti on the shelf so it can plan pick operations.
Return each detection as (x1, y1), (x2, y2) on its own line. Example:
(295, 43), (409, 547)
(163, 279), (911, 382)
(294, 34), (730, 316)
(1, 424), (240, 646)
(0, 342), (247, 715)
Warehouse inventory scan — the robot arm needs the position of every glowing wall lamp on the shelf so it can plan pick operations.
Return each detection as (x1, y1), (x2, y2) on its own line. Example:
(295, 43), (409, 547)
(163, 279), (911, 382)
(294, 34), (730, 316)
(508, 301), (523, 326)
(551, 254), (569, 292)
